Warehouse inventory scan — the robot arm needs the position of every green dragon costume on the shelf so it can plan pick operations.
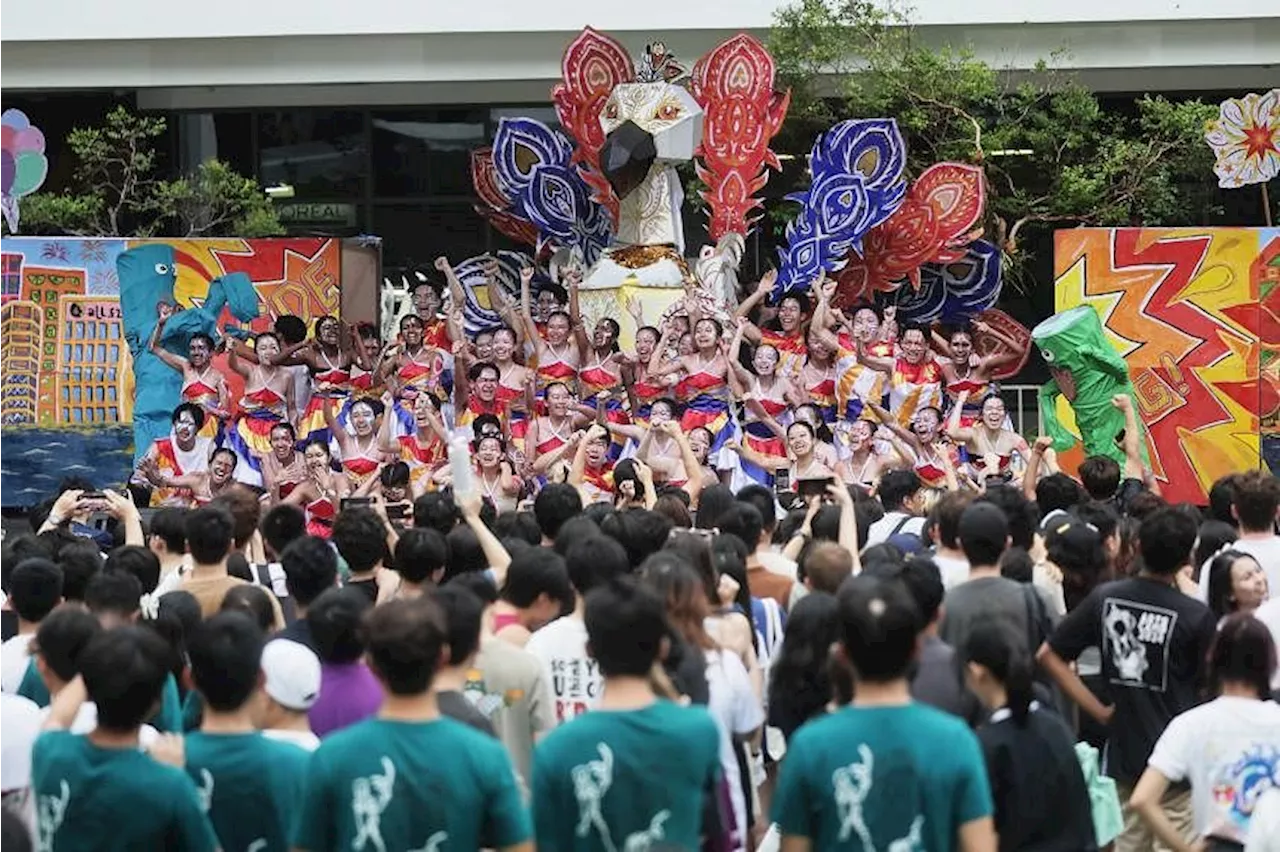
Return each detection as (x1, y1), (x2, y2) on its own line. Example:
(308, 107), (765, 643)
(1032, 305), (1147, 465)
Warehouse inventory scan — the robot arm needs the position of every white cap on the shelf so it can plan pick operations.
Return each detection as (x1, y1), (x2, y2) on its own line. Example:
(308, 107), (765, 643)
(261, 639), (321, 711)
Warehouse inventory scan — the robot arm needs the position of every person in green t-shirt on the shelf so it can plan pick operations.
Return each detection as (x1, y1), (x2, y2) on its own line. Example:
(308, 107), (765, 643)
(292, 595), (532, 852)
(771, 574), (996, 852)
(533, 576), (725, 852)
(31, 625), (218, 851)
(184, 611), (310, 852)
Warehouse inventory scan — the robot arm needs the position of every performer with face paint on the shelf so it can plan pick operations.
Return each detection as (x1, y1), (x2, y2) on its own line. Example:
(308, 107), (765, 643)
(140, 446), (240, 507)
(323, 396), (388, 492)
(290, 315), (355, 446)
(946, 392), (1031, 484)
(280, 438), (351, 539)
(732, 269), (810, 381)
(931, 319), (1023, 428)
(131, 403), (214, 507)
(260, 422), (307, 502)
(866, 400), (961, 493)
(224, 331), (297, 488)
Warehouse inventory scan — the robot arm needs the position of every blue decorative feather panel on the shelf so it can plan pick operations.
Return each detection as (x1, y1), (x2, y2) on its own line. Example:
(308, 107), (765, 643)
(876, 239), (1002, 323)
(774, 119), (907, 297)
(492, 118), (612, 266)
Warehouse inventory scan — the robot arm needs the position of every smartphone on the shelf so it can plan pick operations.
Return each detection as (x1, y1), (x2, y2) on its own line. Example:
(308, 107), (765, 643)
(773, 469), (791, 493)
(385, 502), (409, 520)
(80, 491), (107, 500)
(340, 497), (375, 511)
(797, 476), (836, 501)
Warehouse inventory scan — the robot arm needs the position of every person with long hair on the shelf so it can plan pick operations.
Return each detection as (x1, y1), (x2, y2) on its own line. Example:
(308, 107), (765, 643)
(1206, 551), (1268, 621)
(291, 314), (355, 446)
(280, 439), (350, 539)
(225, 331), (295, 482)
(323, 396), (387, 492)
(639, 552), (762, 851)
(962, 619), (1097, 852)
(381, 313), (449, 437)
(947, 392), (1031, 485)
(647, 316), (734, 469)
(932, 320), (1023, 428)
(727, 318), (797, 489)
(725, 420), (836, 489)
(379, 391), (447, 495)
(1131, 614), (1280, 851)
(766, 592), (840, 742)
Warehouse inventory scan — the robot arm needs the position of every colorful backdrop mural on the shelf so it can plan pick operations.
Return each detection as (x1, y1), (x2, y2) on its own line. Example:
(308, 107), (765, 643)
(0, 237), (377, 508)
(1054, 227), (1279, 504)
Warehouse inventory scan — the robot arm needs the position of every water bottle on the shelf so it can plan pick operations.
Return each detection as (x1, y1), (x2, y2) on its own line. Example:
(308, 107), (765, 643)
(448, 431), (474, 500)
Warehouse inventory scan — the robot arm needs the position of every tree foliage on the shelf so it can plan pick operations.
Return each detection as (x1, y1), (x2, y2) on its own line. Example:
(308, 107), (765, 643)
(14, 106), (284, 239)
(768, 0), (1221, 292)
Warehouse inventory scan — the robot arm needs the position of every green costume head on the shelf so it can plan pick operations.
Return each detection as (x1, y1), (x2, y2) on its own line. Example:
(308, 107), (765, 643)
(1031, 305), (1145, 464)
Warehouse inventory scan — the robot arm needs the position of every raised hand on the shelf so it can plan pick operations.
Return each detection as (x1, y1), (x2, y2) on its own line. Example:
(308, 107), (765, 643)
(757, 269), (778, 295)
(1033, 435), (1054, 453)
(520, 267), (535, 285)
(1111, 394), (1132, 412)
(433, 256), (451, 272)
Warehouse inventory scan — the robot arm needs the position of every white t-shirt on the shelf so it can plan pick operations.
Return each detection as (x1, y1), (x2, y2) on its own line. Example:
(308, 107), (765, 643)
(524, 616), (601, 726)
(757, 550), (798, 580)
(1256, 597), (1280, 690)
(39, 703), (161, 746)
(1147, 695), (1280, 843)
(932, 553), (970, 590)
(1197, 536), (1280, 602)
(1248, 787), (1280, 852)
(705, 649), (764, 851)
(865, 511), (926, 546)
(1, 634), (35, 694)
(2, 693), (43, 793)
(263, 728), (320, 751)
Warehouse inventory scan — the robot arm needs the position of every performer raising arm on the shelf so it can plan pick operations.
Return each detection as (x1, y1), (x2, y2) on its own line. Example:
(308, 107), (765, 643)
(147, 317), (230, 436)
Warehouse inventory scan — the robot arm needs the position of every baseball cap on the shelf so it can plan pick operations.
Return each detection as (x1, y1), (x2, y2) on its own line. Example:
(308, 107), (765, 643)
(261, 639), (321, 711)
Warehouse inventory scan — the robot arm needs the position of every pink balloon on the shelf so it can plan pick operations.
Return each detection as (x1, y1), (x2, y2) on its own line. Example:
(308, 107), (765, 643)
(0, 125), (13, 152)
(13, 127), (45, 155)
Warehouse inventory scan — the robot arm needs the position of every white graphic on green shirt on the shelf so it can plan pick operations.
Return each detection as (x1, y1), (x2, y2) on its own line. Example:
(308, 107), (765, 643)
(573, 743), (615, 848)
(36, 780), (70, 852)
(622, 811), (671, 852)
(247, 841), (269, 852)
(409, 830), (449, 852)
(352, 756), (397, 852)
(833, 745), (875, 849)
(196, 769), (214, 813)
(831, 746), (925, 852)
(570, 742), (671, 852)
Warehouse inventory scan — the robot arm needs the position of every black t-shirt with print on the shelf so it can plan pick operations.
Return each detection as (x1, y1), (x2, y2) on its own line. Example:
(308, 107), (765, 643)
(1047, 576), (1216, 785)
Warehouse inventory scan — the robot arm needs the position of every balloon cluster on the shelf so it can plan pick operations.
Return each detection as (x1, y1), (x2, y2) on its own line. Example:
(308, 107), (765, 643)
(1, 109), (49, 233)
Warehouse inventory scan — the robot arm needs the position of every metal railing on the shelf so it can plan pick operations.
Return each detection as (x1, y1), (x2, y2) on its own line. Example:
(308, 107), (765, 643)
(1000, 384), (1045, 439)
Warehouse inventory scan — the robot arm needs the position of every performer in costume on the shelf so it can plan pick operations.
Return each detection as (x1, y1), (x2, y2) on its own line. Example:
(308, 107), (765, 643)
(348, 322), (386, 401)
(621, 301), (678, 424)
(434, 434), (524, 514)
(800, 330), (839, 424)
(225, 331), (296, 487)
(946, 392), (1030, 484)
(810, 282), (887, 424)
(526, 382), (591, 477)
(280, 438), (351, 539)
(793, 403), (842, 474)
(519, 264), (583, 395)
(866, 401), (961, 492)
(854, 321), (943, 427)
(646, 317), (734, 467)
(1033, 305), (1148, 467)
(382, 313), (448, 437)
(147, 320), (229, 439)
(734, 269), (809, 380)
(139, 446), (240, 507)
(933, 319), (1022, 427)
(727, 318), (796, 488)
(291, 315), (354, 445)
(380, 391), (449, 495)
(569, 425), (617, 505)
(835, 417), (892, 490)
(131, 403), (213, 507)
(452, 355), (507, 432)
(725, 420), (835, 487)
(324, 396), (387, 492)
(489, 326), (533, 452)
(576, 317), (631, 459)
(260, 422), (307, 502)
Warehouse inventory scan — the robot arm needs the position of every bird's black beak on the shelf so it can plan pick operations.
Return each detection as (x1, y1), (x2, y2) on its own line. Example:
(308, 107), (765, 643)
(600, 120), (656, 200)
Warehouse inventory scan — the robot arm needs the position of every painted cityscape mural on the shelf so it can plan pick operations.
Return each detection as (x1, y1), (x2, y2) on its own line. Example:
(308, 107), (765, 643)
(1054, 227), (1280, 505)
(0, 237), (369, 507)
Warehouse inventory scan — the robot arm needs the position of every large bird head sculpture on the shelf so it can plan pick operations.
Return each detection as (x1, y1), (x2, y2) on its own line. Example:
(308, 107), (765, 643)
(598, 43), (704, 203)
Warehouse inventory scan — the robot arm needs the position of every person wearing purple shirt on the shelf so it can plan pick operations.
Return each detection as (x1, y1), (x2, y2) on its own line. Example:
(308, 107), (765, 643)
(305, 587), (383, 737)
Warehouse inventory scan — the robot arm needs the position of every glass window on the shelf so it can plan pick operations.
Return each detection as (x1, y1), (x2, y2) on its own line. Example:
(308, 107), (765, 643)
(488, 106), (560, 129)
(259, 110), (366, 198)
(372, 109), (487, 197)
(372, 203), (491, 270)
(212, 112), (255, 178)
